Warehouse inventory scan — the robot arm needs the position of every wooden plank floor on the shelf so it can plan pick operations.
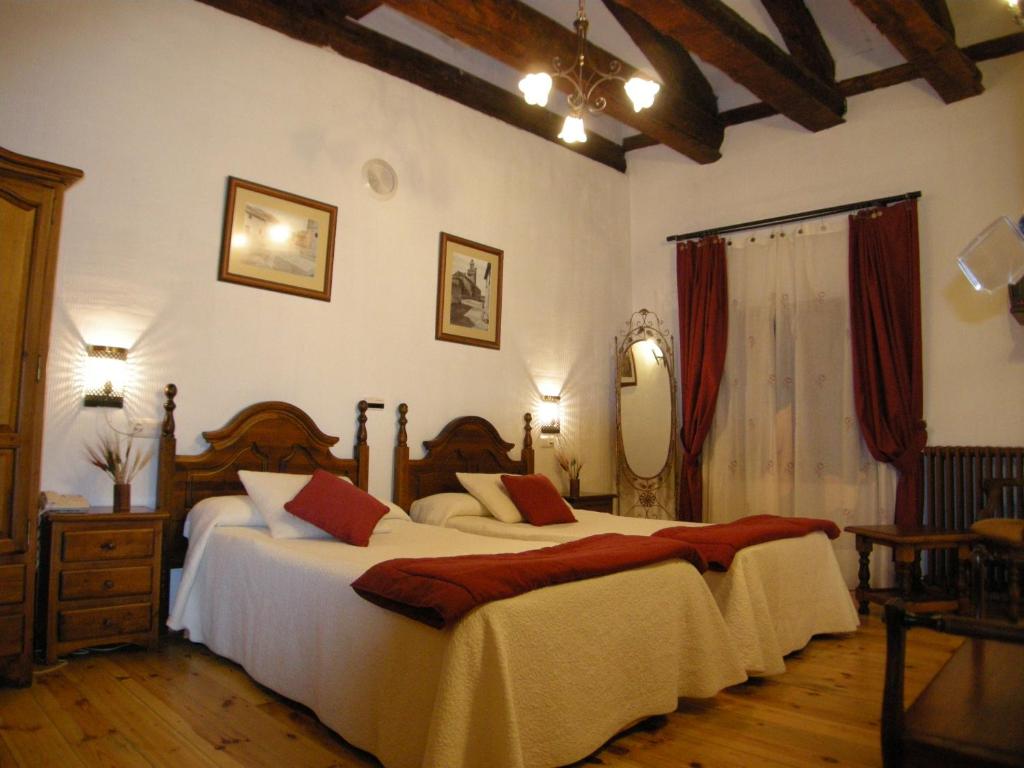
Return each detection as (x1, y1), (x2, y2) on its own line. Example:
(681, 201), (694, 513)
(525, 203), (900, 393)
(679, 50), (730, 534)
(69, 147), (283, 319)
(0, 607), (961, 768)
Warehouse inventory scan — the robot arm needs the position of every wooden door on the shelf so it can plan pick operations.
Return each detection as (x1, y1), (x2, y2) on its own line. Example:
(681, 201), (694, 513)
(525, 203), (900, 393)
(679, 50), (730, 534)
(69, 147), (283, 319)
(0, 176), (54, 556)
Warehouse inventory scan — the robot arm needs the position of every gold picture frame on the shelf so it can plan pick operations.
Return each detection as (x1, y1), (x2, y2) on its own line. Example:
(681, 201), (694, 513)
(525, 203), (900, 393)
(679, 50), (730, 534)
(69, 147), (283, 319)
(218, 177), (337, 301)
(435, 232), (503, 350)
(619, 346), (637, 387)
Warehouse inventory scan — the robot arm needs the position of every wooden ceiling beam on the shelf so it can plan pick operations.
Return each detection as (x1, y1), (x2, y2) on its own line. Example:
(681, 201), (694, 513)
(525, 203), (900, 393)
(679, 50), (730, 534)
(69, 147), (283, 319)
(759, 0), (835, 82)
(850, 0), (982, 103)
(380, 0), (723, 164)
(600, 0), (718, 114)
(612, 0), (845, 132)
(197, 0), (627, 171)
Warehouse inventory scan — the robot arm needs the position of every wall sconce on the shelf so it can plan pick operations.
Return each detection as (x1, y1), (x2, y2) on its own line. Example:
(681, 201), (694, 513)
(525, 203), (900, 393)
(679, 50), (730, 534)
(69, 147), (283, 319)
(540, 394), (561, 435)
(83, 345), (127, 408)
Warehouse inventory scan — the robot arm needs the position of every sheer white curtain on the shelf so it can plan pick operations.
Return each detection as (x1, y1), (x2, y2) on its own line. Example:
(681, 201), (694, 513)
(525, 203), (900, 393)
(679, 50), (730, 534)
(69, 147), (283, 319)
(702, 217), (896, 586)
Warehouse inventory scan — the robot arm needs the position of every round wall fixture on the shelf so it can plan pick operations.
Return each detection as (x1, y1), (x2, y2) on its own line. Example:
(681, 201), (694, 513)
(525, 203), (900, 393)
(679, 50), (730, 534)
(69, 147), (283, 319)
(361, 158), (398, 200)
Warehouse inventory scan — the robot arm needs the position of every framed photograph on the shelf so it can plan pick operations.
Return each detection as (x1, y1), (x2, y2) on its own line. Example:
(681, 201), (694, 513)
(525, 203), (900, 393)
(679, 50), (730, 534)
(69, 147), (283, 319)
(218, 177), (337, 301)
(435, 232), (503, 350)
(619, 346), (637, 387)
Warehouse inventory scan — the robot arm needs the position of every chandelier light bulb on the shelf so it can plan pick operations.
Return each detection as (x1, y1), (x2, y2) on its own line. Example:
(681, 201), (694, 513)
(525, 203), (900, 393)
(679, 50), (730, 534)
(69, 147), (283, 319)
(558, 114), (587, 144)
(624, 77), (660, 112)
(518, 73), (553, 107)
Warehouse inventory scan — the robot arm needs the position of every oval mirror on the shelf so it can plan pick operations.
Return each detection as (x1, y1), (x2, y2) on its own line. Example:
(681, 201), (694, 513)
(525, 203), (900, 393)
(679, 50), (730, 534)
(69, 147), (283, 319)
(619, 337), (672, 478)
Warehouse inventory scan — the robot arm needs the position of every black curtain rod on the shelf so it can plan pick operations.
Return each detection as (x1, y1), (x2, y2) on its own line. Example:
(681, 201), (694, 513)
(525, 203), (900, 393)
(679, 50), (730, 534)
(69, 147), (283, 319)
(665, 191), (922, 243)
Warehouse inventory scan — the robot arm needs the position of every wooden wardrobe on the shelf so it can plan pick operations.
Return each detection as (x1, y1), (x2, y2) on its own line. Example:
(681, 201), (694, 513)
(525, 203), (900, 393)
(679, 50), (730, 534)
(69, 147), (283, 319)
(0, 147), (82, 686)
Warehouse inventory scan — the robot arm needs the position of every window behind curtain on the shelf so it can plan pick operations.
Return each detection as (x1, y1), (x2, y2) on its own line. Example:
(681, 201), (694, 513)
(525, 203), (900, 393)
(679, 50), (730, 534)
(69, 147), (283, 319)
(702, 217), (896, 586)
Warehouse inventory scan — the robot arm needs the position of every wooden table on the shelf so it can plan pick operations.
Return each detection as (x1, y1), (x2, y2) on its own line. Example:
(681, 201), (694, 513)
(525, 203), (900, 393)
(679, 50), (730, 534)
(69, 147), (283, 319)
(845, 524), (979, 615)
(903, 638), (1024, 767)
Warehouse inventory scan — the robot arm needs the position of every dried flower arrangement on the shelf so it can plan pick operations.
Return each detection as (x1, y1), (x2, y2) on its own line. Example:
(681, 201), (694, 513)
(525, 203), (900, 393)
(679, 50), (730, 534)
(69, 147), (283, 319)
(86, 430), (152, 485)
(554, 439), (584, 481)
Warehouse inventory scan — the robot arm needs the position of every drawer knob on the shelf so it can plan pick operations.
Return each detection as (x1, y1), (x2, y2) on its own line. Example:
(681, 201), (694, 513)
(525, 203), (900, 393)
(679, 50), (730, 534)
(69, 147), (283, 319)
(102, 617), (114, 627)
(100, 541), (117, 551)
(103, 580), (114, 590)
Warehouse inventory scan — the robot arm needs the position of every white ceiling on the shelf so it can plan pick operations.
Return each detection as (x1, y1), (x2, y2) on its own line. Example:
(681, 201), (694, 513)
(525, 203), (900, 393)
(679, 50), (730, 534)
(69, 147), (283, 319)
(357, 0), (1021, 143)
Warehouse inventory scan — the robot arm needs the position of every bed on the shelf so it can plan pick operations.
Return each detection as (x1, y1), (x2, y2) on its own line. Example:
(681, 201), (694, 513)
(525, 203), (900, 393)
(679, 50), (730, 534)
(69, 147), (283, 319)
(393, 404), (860, 676)
(158, 387), (747, 768)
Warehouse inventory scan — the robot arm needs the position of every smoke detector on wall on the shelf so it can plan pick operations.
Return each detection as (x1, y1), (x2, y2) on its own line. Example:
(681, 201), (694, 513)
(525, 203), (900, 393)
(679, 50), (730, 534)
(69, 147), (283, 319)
(361, 158), (397, 201)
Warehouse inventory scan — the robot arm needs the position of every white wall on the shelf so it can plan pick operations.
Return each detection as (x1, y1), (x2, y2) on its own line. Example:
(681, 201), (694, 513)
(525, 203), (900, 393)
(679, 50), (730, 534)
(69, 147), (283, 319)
(628, 56), (1024, 445)
(1, 0), (631, 506)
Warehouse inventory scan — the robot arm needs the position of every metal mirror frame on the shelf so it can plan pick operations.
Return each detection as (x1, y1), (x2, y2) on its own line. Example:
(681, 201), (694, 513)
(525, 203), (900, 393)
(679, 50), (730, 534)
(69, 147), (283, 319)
(614, 308), (679, 519)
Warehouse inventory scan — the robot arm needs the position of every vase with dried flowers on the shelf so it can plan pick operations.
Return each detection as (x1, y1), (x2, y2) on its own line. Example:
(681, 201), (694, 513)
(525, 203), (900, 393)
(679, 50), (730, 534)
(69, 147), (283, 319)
(554, 439), (584, 498)
(86, 430), (152, 512)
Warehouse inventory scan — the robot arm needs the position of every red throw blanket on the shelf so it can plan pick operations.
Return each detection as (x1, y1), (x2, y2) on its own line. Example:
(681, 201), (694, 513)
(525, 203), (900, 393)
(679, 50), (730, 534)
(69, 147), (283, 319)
(351, 533), (707, 628)
(653, 514), (841, 571)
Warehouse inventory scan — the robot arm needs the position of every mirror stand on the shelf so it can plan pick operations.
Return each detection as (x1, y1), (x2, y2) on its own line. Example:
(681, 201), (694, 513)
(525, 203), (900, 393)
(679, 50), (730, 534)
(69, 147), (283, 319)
(615, 309), (679, 519)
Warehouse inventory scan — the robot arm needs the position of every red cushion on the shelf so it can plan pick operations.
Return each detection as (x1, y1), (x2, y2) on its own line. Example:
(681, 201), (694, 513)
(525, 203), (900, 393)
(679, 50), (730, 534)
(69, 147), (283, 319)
(500, 474), (576, 526)
(284, 469), (388, 546)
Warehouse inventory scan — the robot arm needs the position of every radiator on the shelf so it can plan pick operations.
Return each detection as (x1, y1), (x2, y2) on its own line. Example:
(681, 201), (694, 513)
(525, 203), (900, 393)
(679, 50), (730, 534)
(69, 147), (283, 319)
(920, 446), (1024, 588)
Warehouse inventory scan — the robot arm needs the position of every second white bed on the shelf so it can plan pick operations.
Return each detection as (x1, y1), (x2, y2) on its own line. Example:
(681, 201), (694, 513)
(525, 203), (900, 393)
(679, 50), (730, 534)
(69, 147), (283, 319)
(412, 499), (859, 676)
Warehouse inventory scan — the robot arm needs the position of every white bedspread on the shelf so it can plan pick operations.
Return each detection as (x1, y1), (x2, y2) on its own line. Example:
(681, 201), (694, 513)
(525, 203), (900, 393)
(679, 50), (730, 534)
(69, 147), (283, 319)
(169, 510), (746, 768)
(426, 508), (860, 676)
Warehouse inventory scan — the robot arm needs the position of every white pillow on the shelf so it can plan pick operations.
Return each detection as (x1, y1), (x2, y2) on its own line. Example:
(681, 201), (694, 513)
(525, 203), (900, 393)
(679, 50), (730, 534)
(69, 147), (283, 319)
(238, 470), (408, 539)
(184, 494), (264, 537)
(238, 471), (331, 539)
(456, 472), (523, 523)
(410, 492), (486, 527)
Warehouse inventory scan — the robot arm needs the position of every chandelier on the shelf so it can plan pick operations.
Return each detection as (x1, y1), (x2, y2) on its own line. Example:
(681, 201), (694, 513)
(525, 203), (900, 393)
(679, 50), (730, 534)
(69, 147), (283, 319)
(517, 0), (660, 144)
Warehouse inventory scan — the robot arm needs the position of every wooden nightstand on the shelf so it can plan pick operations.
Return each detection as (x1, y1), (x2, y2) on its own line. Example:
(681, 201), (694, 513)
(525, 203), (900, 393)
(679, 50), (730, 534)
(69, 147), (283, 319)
(38, 508), (167, 664)
(563, 493), (617, 514)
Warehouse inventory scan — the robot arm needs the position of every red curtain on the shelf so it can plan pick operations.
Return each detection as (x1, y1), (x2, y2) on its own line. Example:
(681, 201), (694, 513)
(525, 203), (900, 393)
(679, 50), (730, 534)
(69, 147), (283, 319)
(849, 200), (927, 528)
(676, 237), (729, 522)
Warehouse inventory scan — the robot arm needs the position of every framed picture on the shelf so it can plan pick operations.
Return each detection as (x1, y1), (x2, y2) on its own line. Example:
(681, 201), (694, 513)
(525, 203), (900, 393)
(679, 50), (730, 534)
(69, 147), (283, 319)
(435, 232), (503, 350)
(218, 177), (337, 301)
(619, 346), (637, 387)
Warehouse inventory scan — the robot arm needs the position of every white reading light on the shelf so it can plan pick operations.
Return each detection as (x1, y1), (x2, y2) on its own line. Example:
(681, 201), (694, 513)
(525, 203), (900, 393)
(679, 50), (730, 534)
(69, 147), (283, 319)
(957, 215), (1024, 293)
(624, 77), (660, 112)
(518, 73), (552, 107)
(540, 394), (561, 435)
(83, 345), (128, 408)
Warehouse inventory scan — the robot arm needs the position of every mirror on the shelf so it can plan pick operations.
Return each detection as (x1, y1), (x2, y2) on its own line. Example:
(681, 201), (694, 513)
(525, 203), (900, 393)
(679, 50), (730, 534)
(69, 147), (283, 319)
(615, 310), (678, 519)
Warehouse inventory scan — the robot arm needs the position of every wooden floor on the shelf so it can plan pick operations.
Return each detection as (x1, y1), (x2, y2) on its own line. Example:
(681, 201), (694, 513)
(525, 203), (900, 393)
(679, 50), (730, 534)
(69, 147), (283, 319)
(0, 607), (961, 768)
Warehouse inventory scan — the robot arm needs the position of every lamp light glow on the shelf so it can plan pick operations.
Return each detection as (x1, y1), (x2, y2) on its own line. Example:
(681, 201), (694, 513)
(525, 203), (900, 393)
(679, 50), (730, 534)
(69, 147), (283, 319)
(540, 394), (561, 435)
(83, 345), (127, 408)
(558, 115), (587, 144)
(518, 73), (552, 107)
(624, 77), (660, 112)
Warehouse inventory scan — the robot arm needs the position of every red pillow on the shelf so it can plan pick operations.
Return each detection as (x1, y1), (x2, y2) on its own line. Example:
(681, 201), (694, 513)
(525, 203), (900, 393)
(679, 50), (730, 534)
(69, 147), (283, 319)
(284, 469), (388, 546)
(500, 474), (576, 526)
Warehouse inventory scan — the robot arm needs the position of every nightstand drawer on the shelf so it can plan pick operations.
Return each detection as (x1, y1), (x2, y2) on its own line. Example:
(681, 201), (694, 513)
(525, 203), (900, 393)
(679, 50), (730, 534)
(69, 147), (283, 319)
(58, 602), (152, 643)
(61, 527), (155, 562)
(0, 565), (25, 605)
(60, 566), (153, 601)
(0, 614), (23, 656)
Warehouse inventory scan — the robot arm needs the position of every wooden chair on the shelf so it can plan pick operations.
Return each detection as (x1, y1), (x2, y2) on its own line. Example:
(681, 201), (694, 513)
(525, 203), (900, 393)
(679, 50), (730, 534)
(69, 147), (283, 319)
(972, 477), (1024, 622)
(882, 601), (1024, 768)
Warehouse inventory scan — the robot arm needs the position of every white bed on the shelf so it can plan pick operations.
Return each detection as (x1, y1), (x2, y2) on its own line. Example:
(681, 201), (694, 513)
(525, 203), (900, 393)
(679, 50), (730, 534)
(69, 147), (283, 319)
(157, 394), (747, 768)
(169, 504), (747, 768)
(414, 503), (859, 675)
(391, 408), (859, 677)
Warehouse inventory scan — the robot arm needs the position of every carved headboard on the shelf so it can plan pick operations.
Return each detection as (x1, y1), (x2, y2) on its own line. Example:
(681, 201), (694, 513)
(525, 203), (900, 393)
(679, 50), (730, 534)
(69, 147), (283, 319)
(392, 403), (534, 511)
(155, 383), (370, 574)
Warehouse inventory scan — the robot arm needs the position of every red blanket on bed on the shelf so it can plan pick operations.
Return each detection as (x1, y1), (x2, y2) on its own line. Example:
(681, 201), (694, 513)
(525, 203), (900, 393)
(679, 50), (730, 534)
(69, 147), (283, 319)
(351, 533), (707, 628)
(653, 515), (841, 571)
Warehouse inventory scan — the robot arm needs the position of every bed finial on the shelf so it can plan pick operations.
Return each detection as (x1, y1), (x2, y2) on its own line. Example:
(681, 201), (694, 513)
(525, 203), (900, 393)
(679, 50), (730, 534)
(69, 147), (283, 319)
(522, 413), (535, 473)
(162, 383), (178, 437)
(357, 400), (369, 446)
(397, 403), (408, 448)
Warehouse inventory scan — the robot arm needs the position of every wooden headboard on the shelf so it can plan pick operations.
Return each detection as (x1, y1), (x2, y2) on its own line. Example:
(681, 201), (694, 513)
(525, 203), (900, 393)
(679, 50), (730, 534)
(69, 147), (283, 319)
(155, 383), (369, 574)
(392, 403), (534, 510)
